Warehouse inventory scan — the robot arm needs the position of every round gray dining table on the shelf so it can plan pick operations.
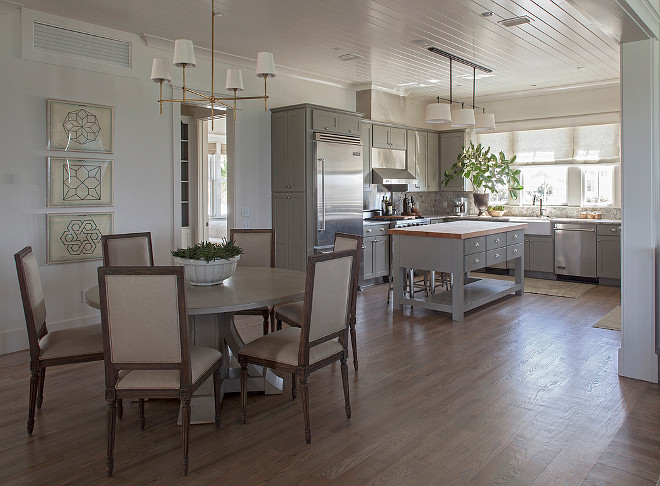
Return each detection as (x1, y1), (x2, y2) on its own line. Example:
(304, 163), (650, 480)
(86, 266), (306, 424)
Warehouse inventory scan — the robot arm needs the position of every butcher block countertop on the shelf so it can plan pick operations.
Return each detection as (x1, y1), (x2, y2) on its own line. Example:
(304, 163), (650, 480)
(388, 220), (528, 239)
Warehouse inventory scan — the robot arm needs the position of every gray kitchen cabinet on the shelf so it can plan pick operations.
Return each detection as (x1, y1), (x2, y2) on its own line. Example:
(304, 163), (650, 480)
(372, 125), (407, 150)
(427, 132), (440, 191)
(272, 109), (305, 192)
(272, 192), (306, 272)
(311, 109), (338, 132)
(363, 235), (389, 280)
(507, 235), (553, 272)
(410, 131), (428, 192)
(363, 237), (375, 279)
(597, 225), (621, 279)
(440, 131), (467, 191)
(361, 123), (372, 187)
(339, 113), (360, 135)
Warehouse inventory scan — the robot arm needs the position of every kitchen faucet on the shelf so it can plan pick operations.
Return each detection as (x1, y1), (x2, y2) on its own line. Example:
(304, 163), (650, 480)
(533, 195), (546, 217)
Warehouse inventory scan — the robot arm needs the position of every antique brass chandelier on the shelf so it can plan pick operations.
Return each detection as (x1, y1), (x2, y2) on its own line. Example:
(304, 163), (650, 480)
(150, 0), (276, 127)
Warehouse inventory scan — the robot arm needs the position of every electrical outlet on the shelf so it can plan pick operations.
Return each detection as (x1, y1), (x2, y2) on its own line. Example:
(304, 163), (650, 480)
(80, 290), (86, 303)
(242, 219), (250, 228)
(241, 207), (250, 217)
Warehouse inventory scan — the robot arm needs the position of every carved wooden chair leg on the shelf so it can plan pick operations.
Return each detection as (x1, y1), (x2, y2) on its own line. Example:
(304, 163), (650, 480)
(213, 369), (222, 429)
(181, 395), (191, 476)
(240, 361), (248, 424)
(349, 319), (358, 371)
(300, 372), (311, 444)
(270, 307), (276, 333)
(117, 399), (123, 420)
(291, 373), (297, 399)
(341, 355), (351, 419)
(27, 368), (39, 434)
(37, 367), (46, 409)
(106, 396), (117, 477)
(138, 399), (145, 430)
(262, 309), (269, 336)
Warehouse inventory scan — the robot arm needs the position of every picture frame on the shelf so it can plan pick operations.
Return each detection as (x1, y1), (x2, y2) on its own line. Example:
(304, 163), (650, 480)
(47, 157), (113, 207)
(46, 212), (113, 264)
(47, 99), (114, 153)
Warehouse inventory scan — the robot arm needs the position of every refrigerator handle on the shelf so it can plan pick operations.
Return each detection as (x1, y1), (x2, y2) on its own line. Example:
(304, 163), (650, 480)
(317, 158), (326, 231)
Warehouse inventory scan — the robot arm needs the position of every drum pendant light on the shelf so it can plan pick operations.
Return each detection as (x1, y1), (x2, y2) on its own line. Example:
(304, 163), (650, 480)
(425, 96), (451, 123)
(451, 67), (476, 128)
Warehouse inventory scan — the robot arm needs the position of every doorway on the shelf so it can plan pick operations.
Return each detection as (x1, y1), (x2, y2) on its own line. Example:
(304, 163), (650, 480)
(207, 115), (228, 242)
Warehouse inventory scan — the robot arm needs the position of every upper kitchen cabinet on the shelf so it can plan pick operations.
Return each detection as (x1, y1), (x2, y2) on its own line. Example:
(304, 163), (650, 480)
(372, 125), (407, 150)
(440, 131), (468, 191)
(338, 113), (361, 135)
(361, 123), (372, 187)
(427, 132), (440, 191)
(409, 131), (440, 192)
(311, 109), (361, 135)
(272, 109), (306, 192)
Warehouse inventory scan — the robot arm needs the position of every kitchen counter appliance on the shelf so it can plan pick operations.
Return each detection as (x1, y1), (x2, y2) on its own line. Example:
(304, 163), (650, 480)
(554, 223), (597, 277)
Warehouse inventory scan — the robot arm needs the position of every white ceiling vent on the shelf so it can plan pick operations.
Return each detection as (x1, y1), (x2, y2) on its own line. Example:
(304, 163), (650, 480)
(337, 53), (362, 61)
(498, 16), (533, 27)
(33, 21), (131, 68)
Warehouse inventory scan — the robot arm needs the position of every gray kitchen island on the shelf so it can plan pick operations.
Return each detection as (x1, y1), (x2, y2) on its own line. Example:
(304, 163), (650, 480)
(389, 220), (528, 321)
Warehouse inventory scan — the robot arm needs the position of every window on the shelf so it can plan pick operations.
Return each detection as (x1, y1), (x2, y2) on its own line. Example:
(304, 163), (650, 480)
(488, 183), (509, 205)
(582, 165), (614, 206)
(520, 166), (568, 206)
(208, 147), (227, 218)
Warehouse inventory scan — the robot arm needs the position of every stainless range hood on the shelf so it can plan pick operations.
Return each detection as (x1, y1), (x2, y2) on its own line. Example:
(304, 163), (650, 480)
(371, 147), (416, 186)
(371, 168), (416, 185)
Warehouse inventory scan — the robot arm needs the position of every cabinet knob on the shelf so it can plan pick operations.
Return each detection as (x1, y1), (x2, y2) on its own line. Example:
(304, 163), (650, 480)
(598, 239), (601, 242)
(513, 249), (518, 253)
(494, 238), (500, 243)
(495, 254), (500, 258)
(513, 234), (518, 239)
(348, 130), (353, 133)
(611, 228), (617, 232)
(474, 258), (480, 263)
(366, 229), (372, 233)
(324, 127), (330, 130)
(474, 242), (479, 247)
(379, 228), (385, 232)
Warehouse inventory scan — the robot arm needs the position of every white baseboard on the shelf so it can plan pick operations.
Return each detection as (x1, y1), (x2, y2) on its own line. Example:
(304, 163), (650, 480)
(0, 313), (100, 355)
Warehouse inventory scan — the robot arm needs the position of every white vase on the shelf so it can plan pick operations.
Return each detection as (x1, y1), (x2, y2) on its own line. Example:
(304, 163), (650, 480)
(173, 255), (240, 286)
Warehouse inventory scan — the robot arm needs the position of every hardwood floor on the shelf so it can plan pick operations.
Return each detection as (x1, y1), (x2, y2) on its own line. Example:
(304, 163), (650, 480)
(1, 282), (658, 485)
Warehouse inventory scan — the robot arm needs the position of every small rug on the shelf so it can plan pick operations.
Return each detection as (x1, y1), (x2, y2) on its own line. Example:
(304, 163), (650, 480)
(592, 306), (621, 331)
(471, 273), (595, 298)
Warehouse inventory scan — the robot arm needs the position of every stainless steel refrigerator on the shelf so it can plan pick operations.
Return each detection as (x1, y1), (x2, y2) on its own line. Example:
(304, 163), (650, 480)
(314, 133), (363, 252)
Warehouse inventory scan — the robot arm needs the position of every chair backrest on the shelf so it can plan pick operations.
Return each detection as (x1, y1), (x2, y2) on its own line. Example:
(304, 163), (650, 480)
(229, 229), (275, 268)
(102, 232), (154, 266)
(298, 250), (359, 365)
(14, 247), (47, 362)
(333, 233), (362, 316)
(97, 266), (191, 387)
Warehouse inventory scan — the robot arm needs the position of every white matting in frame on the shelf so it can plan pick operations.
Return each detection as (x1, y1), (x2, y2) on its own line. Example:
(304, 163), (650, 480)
(47, 212), (113, 264)
(47, 158), (113, 207)
(47, 99), (114, 153)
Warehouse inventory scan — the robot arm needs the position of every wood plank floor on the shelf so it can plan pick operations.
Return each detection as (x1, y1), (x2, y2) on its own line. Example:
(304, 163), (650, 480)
(1, 282), (659, 485)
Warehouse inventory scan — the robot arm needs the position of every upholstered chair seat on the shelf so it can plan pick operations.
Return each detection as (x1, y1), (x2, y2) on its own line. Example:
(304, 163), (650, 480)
(273, 302), (303, 326)
(38, 325), (103, 360)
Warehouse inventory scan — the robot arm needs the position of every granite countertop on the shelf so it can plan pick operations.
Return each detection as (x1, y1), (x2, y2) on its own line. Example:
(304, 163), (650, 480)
(425, 215), (621, 225)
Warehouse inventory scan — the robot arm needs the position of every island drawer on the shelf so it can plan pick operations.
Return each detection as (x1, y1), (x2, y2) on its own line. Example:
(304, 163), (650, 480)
(464, 236), (486, 255)
(363, 224), (389, 237)
(486, 248), (507, 266)
(465, 251), (486, 272)
(596, 224), (620, 236)
(507, 243), (523, 260)
(507, 230), (524, 245)
(486, 233), (506, 250)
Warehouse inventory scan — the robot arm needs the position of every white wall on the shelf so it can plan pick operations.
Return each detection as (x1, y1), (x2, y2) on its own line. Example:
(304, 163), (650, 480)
(0, 8), (355, 354)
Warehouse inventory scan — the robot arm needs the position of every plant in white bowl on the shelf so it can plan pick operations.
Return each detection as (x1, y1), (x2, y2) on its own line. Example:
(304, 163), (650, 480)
(171, 239), (243, 286)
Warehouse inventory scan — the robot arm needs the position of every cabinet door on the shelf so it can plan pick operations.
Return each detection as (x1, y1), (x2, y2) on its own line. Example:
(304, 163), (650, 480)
(288, 110), (306, 191)
(271, 112), (288, 191)
(414, 131), (427, 191)
(440, 132), (466, 191)
(361, 124), (372, 187)
(427, 132), (439, 191)
(406, 130), (419, 192)
(338, 114), (360, 135)
(372, 125), (390, 149)
(389, 127), (407, 150)
(273, 193), (289, 268)
(363, 236), (375, 279)
(597, 236), (621, 279)
(273, 193), (306, 272)
(312, 109), (338, 132)
(373, 236), (390, 278)
(528, 236), (554, 273)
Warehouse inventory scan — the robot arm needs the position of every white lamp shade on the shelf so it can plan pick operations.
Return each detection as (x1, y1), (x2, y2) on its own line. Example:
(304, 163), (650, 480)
(225, 68), (244, 91)
(474, 112), (496, 131)
(173, 39), (197, 67)
(451, 108), (476, 127)
(425, 102), (451, 123)
(150, 57), (172, 83)
(256, 52), (276, 78)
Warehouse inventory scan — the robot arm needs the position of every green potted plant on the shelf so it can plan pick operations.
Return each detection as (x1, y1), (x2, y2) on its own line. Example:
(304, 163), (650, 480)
(442, 142), (522, 216)
(172, 239), (243, 286)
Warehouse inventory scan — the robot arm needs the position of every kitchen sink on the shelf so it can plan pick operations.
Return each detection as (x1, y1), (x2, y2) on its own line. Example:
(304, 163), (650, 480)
(506, 217), (552, 236)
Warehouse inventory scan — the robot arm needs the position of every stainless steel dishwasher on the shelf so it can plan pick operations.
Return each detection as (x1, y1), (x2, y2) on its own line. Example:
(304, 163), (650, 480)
(554, 223), (597, 277)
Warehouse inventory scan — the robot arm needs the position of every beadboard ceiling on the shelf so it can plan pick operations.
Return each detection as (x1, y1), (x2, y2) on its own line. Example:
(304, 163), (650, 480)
(20, 0), (623, 101)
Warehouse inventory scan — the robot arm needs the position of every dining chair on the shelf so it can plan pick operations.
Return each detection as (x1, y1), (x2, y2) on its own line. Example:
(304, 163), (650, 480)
(274, 233), (362, 370)
(14, 246), (104, 435)
(97, 265), (223, 476)
(229, 228), (276, 335)
(101, 232), (154, 266)
(239, 249), (359, 444)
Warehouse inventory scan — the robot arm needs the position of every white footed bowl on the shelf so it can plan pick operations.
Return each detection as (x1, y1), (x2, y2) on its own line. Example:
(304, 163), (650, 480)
(174, 255), (240, 286)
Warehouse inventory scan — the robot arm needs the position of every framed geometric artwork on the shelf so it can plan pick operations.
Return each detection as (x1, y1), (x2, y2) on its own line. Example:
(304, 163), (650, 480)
(47, 99), (114, 153)
(47, 158), (113, 207)
(46, 212), (113, 264)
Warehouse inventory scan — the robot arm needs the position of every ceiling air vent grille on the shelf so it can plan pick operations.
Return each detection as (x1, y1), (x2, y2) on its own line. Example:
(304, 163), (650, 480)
(33, 21), (131, 68)
(498, 16), (533, 27)
(337, 53), (362, 62)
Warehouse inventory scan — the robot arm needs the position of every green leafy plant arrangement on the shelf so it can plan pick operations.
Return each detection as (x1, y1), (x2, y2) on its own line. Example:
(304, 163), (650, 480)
(171, 239), (243, 263)
(442, 142), (523, 198)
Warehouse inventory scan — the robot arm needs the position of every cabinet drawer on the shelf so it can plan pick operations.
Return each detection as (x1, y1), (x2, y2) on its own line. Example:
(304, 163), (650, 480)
(596, 224), (621, 236)
(507, 243), (524, 260)
(338, 114), (360, 135)
(486, 248), (507, 266)
(507, 230), (524, 245)
(465, 252), (486, 272)
(486, 233), (506, 250)
(464, 236), (485, 255)
(312, 110), (338, 132)
(363, 224), (389, 237)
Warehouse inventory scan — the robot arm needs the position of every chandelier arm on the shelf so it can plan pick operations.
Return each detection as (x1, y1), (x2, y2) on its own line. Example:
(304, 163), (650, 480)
(213, 95), (270, 101)
(159, 98), (211, 103)
(185, 87), (213, 100)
